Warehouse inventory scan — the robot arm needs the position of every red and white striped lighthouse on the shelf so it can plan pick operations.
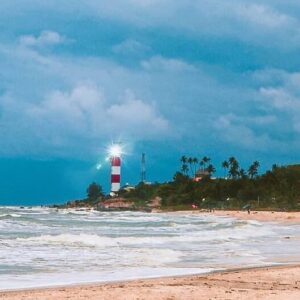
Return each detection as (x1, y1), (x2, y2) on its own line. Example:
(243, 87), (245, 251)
(109, 144), (122, 193)
(111, 155), (121, 193)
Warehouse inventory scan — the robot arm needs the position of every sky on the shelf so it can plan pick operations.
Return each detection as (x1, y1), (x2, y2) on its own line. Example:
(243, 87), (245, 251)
(1, 0), (300, 205)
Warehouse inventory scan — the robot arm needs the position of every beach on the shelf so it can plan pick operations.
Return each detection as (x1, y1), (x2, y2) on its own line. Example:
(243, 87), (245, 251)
(169, 210), (300, 224)
(1, 265), (299, 300)
(1, 207), (300, 299)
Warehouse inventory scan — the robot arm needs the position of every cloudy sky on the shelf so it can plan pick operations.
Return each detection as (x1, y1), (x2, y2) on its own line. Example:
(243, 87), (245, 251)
(1, 0), (300, 204)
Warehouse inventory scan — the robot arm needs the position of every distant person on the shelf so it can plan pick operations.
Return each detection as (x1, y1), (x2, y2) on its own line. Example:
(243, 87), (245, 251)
(247, 204), (251, 214)
(243, 204), (251, 214)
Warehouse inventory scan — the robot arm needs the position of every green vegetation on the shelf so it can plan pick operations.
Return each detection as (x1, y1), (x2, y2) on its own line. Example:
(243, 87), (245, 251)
(119, 182), (160, 207)
(86, 182), (104, 202)
(57, 182), (104, 208)
(122, 158), (300, 211)
(59, 157), (300, 211)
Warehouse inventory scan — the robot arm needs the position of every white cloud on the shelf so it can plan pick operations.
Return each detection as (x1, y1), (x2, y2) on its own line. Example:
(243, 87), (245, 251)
(1, 1), (300, 50)
(74, 0), (300, 49)
(112, 39), (150, 55)
(215, 114), (275, 150)
(141, 56), (196, 72)
(0, 84), (170, 157)
(259, 71), (300, 112)
(1, 14), (300, 160)
(234, 4), (293, 29)
(260, 87), (299, 110)
(107, 90), (169, 137)
(258, 72), (300, 135)
(210, 68), (300, 153)
(19, 31), (65, 48)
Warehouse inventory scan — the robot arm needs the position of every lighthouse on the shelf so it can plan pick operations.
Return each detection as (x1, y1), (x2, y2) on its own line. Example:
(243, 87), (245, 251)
(109, 144), (122, 194)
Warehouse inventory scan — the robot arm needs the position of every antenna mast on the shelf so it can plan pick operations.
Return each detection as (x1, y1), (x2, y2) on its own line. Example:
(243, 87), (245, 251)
(141, 153), (146, 183)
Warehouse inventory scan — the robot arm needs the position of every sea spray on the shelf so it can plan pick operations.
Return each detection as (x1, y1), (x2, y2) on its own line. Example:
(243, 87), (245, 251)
(0, 206), (300, 290)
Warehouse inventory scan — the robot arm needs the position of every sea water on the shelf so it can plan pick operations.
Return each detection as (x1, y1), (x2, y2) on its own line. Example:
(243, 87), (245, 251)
(0, 206), (300, 290)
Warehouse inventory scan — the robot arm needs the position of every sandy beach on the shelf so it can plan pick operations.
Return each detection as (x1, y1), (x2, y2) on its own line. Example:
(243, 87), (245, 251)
(0, 265), (299, 300)
(1, 210), (300, 299)
(168, 210), (300, 224)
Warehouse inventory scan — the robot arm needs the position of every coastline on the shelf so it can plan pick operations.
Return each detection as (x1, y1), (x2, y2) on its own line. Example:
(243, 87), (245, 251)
(1, 264), (299, 299)
(1, 209), (300, 299)
(163, 209), (300, 224)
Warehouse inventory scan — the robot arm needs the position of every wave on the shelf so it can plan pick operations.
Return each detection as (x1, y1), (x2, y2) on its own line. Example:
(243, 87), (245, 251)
(15, 221), (273, 250)
(17, 233), (117, 247)
(0, 213), (21, 218)
(126, 248), (182, 265)
(2, 210), (299, 293)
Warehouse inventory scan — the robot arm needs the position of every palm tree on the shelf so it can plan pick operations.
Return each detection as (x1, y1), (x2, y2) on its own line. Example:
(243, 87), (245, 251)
(181, 164), (189, 175)
(222, 160), (229, 178)
(248, 165), (256, 179)
(229, 156), (236, 165)
(180, 156), (187, 169)
(207, 164), (216, 175)
(228, 157), (239, 179)
(187, 157), (193, 177)
(254, 160), (260, 169)
(248, 161), (260, 179)
(202, 156), (210, 170)
(239, 168), (247, 179)
(199, 160), (204, 171)
(192, 157), (198, 177)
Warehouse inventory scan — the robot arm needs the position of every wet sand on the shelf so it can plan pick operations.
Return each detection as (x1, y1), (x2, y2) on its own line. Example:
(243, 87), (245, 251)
(212, 210), (300, 223)
(1, 265), (299, 300)
(169, 210), (300, 224)
(1, 210), (299, 299)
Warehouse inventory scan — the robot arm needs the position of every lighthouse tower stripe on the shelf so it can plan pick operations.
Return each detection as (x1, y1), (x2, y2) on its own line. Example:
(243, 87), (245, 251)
(111, 156), (121, 192)
(111, 166), (120, 174)
(111, 183), (120, 192)
(111, 157), (121, 167)
(111, 174), (120, 182)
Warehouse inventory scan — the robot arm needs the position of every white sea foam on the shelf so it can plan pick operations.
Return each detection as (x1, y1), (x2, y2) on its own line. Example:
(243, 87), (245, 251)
(17, 233), (117, 247)
(0, 207), (299, 291)
(0, 213), (21, 218)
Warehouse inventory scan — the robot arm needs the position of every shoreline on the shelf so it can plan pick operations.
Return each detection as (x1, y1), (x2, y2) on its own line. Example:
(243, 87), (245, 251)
(1, 208), (300, 299)
(1, 264), (299, 299)
(163, 209), (300, 224)
(3, 206), (300, 224)
(0, 264), (282, 293)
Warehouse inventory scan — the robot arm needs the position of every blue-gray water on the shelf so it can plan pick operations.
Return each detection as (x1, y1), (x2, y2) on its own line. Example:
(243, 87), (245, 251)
(0, 206), (300, 290)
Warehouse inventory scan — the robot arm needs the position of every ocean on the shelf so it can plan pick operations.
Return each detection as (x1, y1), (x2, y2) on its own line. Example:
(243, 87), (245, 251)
(0, 206), (300, 290)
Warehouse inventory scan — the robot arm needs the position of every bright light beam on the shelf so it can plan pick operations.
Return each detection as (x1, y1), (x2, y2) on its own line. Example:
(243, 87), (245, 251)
(109, 144), (122, 157)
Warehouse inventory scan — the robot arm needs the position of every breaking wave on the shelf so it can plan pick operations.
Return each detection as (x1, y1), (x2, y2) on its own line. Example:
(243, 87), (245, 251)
(1, 206), (300, 291)
(0, 213), (21, 218)
(17, 233), (116, 247)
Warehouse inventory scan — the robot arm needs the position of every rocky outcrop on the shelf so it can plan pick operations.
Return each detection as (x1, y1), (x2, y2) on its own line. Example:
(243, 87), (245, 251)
(147, 196), (162, 208)
(98, 198), (135, 210)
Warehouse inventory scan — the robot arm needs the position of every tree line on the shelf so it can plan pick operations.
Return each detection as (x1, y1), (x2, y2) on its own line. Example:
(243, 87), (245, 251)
(180, 155), (260, 179)
(60, 157), (300, 211)
(123, 159), (300, 211)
